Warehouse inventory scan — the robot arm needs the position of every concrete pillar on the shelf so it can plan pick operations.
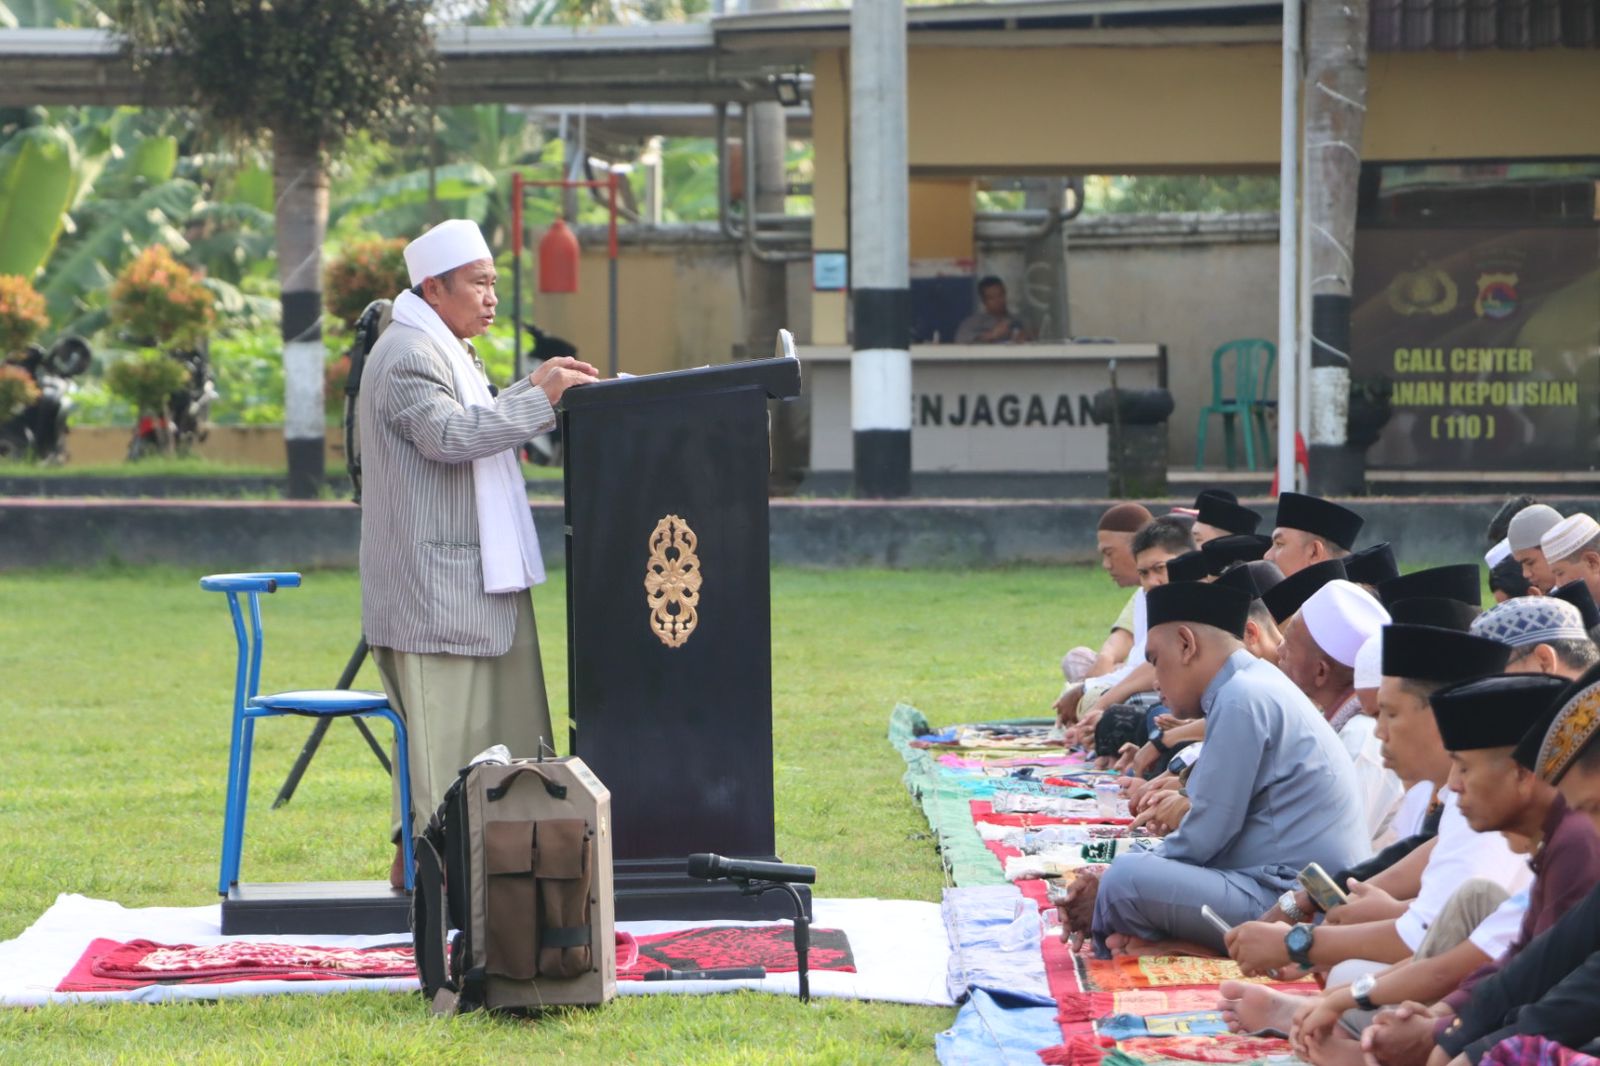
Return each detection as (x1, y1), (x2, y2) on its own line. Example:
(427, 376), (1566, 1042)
(849, 0), (911, 498)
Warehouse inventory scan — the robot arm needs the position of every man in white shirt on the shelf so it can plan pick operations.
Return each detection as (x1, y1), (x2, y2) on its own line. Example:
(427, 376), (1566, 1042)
(1058, 503), (1152, 688)
(1276, 581), (1405, 849)
(1224, 624), (1532, 980)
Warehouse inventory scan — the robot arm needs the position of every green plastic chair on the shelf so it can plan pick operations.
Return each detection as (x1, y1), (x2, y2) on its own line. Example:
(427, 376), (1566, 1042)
(1194, 339), (1276, 471)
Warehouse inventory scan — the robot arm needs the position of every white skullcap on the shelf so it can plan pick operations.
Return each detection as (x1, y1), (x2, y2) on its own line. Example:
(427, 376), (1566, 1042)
(1302, 579), (1391, 668)
(403, 219), (493, 286)
(1508, 505), (1564, 552)
(1542, 513), (1600, 564)
(1485, 539), (1513, 569)
(1353, 633), (1383, 689)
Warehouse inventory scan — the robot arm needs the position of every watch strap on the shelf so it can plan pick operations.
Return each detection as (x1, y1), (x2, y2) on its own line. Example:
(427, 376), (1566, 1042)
(1351, 976), (1378, 1012)
(1285, 923), (1315, 969)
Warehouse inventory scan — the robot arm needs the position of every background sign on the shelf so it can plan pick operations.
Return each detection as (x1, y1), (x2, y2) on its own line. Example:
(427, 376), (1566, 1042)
(1352, 226), (1600, 469)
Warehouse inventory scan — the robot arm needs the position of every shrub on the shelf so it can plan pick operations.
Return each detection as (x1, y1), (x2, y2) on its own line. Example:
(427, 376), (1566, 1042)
(324, 238), (408, 332)
(105, 351), (190, 415)
(325, 354), (352, 412)
(0, 364), (40, 417)
(110, 246), (217, 348)
(0, 275), (50, 356)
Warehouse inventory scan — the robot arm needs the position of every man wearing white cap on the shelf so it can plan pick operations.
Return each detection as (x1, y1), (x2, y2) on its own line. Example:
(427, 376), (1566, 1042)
(1473, 596), (1598, 681)
(1542, 513), (1600, 607)
(359, 219), (598, 886)
(1277, 580), (1405, 847)
(1507, 503), (1563, 594)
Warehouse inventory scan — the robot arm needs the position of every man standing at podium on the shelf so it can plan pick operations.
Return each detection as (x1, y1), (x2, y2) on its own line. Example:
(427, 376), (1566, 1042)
(358, 219), (596, 887)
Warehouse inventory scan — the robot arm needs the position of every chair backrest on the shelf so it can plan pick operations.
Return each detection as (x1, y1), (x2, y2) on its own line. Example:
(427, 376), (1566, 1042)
(199, 573), (302, 711)
(1210, 339), (1276, 405)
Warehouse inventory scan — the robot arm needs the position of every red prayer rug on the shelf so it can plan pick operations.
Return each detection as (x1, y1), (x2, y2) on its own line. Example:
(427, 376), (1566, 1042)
(59, 938), (415, 991)
(616, 924), (855, 980)
(1009, 855), (1320, 1066)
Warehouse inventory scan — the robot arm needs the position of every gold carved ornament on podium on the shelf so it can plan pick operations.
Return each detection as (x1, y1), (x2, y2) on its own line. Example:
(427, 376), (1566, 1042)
(644, 514), (701, 648)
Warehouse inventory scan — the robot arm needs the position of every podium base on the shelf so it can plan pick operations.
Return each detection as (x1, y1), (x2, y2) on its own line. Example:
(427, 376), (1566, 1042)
(221, 881), (411, 935)
(613, 858), (813, 922)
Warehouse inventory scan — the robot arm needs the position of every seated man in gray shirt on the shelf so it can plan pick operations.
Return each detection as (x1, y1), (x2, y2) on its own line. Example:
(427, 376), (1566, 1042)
(954, 276), (1033, 344)
(1068, 581), (1370, 957)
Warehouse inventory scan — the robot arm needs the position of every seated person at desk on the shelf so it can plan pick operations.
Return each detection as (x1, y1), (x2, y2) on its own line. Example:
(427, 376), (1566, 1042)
(954, 276), (1033, 344)
(1062, 581), (1369, 958)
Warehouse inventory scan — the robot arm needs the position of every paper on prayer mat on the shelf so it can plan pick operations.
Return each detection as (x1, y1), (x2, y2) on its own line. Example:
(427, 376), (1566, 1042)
(0, 894), (952, 1007)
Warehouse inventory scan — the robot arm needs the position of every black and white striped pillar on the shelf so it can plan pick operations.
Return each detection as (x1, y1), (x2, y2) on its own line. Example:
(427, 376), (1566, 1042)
(275, 136), (329, 500)
(282, 289), (326, 500)
(849, 0), (911, 499)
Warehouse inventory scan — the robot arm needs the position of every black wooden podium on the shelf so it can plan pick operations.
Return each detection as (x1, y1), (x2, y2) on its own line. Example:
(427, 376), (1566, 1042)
(562, 355), (803, 920)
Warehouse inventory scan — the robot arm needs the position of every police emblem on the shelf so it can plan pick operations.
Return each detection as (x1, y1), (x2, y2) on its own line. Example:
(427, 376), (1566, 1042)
(1474, 271), (1519, 319)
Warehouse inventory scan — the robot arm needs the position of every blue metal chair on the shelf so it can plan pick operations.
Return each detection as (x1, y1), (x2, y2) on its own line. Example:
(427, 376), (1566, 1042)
(200, 572), (413, 895)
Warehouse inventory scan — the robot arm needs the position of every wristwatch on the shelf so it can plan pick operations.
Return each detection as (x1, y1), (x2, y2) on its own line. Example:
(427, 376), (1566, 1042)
(1284, 923), (1315, 970)
(1278, 890), (1306, 923)
(1350, 972), (1378, 1012)
(1148, 728), (1171, 755)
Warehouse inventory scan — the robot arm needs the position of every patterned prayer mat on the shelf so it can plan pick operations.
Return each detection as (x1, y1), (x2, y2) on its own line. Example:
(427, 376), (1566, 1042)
(616, 925), (855, 980)
(1071, 956), (1289, 994)
(59, 938), (414, 991)
(893, 705), (1322, 1066)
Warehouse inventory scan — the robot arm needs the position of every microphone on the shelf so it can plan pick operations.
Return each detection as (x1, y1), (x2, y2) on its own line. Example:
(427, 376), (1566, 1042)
(642, 966), (767, 982)
(686, 852), (816, 885)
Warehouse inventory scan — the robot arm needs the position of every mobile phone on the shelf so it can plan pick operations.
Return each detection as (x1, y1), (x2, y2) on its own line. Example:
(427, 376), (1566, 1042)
(1298, 862), (1349, 911)
(1200, 904), (1233, 937)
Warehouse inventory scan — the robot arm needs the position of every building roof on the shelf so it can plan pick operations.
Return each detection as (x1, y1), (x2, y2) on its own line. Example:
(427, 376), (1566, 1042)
(0, 1), (1591, 109)
(1370, 0), (1598, 50)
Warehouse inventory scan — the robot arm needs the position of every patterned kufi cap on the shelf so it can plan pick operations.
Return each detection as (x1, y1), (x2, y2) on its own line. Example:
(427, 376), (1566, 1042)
(1536, 661), (1600, 784)
(1471, 597), (1589, 649)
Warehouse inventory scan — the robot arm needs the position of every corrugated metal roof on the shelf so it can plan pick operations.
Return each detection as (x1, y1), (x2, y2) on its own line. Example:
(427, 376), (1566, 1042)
(1369, 0), (1599, 50)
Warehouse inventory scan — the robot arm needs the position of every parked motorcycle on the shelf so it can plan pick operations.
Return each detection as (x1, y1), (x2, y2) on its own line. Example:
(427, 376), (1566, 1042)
(0, 335), (92, 463)
(127, 345), (218, 459)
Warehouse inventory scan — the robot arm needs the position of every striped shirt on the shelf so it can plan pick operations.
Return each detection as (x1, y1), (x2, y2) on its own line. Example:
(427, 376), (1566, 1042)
(358, 323), (555, 656)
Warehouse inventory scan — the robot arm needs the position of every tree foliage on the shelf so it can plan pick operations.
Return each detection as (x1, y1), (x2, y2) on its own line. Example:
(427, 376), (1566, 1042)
(1082, 175), (1280, 215)
(110, 0), (438, 150)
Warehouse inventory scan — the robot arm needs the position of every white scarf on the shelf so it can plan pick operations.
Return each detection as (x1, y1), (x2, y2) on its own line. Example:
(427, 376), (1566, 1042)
(391, 290), (545, 593)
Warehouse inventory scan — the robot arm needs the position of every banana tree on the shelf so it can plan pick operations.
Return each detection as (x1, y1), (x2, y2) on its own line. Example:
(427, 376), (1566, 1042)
(0, 125), (78, 278)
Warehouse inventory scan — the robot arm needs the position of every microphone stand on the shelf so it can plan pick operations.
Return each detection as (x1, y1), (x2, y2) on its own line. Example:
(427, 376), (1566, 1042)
(737, 879), (811, 1003)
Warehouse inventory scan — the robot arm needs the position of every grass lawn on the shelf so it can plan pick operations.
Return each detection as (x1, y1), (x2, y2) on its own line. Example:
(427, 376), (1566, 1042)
(0, 563), (1124, 1064)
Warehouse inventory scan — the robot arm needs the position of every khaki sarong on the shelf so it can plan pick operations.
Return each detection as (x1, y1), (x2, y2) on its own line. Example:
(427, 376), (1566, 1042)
(374, 593), (554, 839)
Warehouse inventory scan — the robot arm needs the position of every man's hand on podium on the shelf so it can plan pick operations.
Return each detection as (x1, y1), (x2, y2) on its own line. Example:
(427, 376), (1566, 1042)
(531, 356), (600, 405)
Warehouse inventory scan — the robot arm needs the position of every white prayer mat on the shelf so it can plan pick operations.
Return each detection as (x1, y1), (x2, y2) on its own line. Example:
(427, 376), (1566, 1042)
(0, 894), (953, 1008)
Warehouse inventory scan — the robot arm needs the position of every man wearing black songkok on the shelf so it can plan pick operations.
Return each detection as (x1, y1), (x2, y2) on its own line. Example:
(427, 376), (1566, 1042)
(1268, 493), (1364, 578)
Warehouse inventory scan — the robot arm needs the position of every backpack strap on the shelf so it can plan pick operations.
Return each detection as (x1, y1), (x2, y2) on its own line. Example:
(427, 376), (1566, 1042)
(411, 833), (454, 1012)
